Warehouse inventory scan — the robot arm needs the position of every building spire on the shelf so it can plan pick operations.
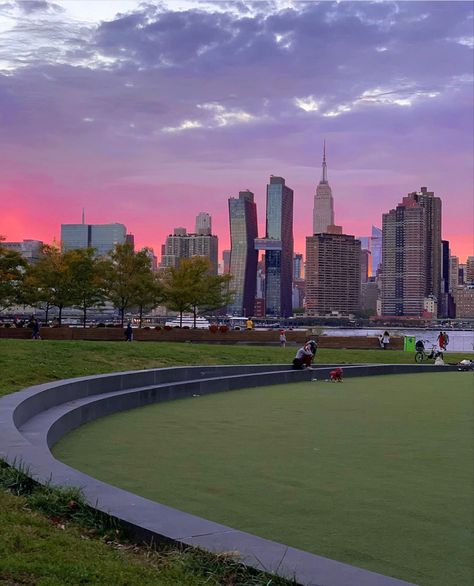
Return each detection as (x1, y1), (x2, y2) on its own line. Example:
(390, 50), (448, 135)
(321, 140), (328, 184)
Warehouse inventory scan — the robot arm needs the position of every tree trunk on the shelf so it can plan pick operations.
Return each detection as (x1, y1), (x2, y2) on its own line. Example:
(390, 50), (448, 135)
(120, 306), (125, 327)
(45, 302), (50, 324)
(193, 306), (197, 328)
(139, 305), (143, 328)
(58, 304), (63, 326)
(83, 303), (87, 328)
(179, 310), (183, 327)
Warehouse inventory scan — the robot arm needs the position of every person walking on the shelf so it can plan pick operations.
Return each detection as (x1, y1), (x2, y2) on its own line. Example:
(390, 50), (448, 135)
(381, 331), (390, 350)
(437, 331), (445, 351)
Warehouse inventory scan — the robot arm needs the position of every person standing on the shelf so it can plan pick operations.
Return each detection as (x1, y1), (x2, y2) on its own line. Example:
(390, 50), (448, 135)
(32, 319), (41, 340)
(279, 329), (287, 347)
(437, 331), (445, 351)
(442, 331), (449, 350)
(381, 331), (390, 350)
(125, 322), (133, 342)
(246, 317), (254, 331)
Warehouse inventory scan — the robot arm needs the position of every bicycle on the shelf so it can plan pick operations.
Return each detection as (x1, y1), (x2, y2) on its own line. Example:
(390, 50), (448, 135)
(415, 340), (443, 363)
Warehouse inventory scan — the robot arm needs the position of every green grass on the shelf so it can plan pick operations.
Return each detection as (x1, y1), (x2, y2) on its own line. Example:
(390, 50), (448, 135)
(0, 338), (470, 399)
(53, 372), (474, 586)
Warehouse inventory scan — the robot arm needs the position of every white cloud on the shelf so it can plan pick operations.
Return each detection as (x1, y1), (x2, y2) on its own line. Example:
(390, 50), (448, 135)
(294, 96), (321, 112)
(162, 119), (203, 133)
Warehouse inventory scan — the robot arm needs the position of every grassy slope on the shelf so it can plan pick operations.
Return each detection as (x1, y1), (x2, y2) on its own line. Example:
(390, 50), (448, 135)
(53, 372), (474, 586)
(0, 338), (470, 398)
(1, 339), (472, 585)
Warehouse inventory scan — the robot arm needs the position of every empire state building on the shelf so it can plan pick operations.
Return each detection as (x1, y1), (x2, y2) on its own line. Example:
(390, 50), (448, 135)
(313, 142), (335, 234)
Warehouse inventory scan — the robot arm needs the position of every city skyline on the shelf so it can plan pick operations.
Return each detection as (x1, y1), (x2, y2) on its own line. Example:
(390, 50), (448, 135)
(0, 1), (473, 260)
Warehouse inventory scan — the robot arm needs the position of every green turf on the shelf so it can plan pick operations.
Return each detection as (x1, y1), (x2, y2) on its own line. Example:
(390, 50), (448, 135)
(0, 338), (471, 399)
(54, 372), (474, 586)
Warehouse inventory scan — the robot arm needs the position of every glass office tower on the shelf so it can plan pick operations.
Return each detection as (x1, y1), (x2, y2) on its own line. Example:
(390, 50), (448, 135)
(228, 190), (258, 316)
(256, 176), (294, 317)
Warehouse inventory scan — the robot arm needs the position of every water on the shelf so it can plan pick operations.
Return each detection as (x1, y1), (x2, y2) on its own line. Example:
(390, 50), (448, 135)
(321, 328), (474, 352)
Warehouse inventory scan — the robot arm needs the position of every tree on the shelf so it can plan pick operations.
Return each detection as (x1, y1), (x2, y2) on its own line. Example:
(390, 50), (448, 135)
(103, 243), (155, 327)
(133, 269), (164, 328)
(0, 236), (26, 311)
(23, 245), (76, 325)
(68, 248), (107, 327)
(162, 257), (233, 328)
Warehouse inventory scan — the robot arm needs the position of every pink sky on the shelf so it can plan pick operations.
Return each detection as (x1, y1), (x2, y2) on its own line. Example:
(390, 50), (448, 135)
(0, 1), (473, 261)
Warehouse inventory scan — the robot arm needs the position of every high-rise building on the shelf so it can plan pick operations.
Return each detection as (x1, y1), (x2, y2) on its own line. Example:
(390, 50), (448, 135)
(293, 253), (303, 280)
(159, 215), (218, 274)
(449, 256), (459, 290)
(125, 233), (135, 250)
(195, 212), (212, 236)
(222, 250), (231, 274)
(255, 176), (294, 317)
(305, 233), (361, 316)
(381, 197), (427, 316)
(313, 142), (335, 234)
(227, 190), (258, 316)
(371, 226), (382, 276)
(61, 222), (126, 256)
(466, 256), (474, 285)
(360, 249), (371, 283)
(407, 187), (442, 303)
(1, 239), (43, 263)
(439, 240), (455, 318)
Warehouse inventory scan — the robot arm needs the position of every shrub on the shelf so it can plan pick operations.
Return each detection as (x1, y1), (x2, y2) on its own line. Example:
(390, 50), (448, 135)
(143, 326), (150, 330)
(97, 323), (106, 328)
(4, 323), (11, 328)
(209, 324), (219, 333)
(164, 325), (172, 331)
(154, 326), (162, 331)
(219, 325), (229, 333)
(182, 325), (190, 330)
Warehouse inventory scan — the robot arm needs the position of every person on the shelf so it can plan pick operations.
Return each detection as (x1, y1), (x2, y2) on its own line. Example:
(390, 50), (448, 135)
(434, 354), (445, 366)
(442, 331), (449, 350)
(292, 341), (316, 370)
(31, 318), (41, 340)
(330, 367), (344, 382)
(246, 317), (254, 331)
(457, 359), (473, 371)
(279, 329), (287, 347)
(437, 331), (445, 351)
(381, 331), (390, 350)
(125, 322), (133, 342)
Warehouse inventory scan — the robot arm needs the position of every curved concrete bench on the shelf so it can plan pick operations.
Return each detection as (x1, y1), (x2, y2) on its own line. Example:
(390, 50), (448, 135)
(1, 363), (450, 586)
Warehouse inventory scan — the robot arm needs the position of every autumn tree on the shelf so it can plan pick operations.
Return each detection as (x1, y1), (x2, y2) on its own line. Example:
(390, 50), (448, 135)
(0, 236), (26, 311)
(23, 245), (76, 325)
(162, 257), (233, 328)
(103, 243), (155, 326)
(68, 248), (107, 327)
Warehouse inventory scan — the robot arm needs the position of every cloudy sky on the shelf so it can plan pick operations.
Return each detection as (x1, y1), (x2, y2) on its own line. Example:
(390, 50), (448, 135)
(0, 0), (473, 261)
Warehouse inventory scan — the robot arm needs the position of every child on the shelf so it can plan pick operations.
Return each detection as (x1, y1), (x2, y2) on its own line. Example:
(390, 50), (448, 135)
(329, 367), (344, 382)
(279, 329), (287, 347)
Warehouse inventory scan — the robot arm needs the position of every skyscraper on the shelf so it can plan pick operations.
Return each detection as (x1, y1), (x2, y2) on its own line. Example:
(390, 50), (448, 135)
(228, 190), (258, 316)
(195, 212), (212, 236)
(381, 197), (427, 316)
(254, 176), (294, 317)
(370, 226), (382, 276)
(305, 233), (361, 315)
(313, 142), (335, 234)
(407, 187), (442, 303)
(61, 222), (126, 256)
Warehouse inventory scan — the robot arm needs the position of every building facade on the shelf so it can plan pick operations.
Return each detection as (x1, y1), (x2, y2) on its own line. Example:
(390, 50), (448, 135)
(255, 176), (294, 317)
(227, 191), (258, 316)
(1, 239), (43, 263)
(313, 142), (335, 235)
(195, 212), (212, 236)
(381, 197), (427, 316)
(61, 223), (127, 256)
(305, 233), (361, 316)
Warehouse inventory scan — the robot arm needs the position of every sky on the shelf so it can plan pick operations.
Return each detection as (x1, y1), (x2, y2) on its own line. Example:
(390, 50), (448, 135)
(0, 0), (473, 262)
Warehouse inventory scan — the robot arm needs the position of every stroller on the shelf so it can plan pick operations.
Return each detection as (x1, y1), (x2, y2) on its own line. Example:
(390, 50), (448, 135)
(415, 339), (443, 363)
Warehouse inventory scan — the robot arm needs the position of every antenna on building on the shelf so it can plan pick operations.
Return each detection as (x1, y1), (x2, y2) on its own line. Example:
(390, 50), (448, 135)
(81, 208), (85, 225)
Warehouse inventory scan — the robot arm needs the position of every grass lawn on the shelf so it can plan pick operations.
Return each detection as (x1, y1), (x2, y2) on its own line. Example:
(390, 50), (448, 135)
(0, 338), (471, 398)
(53, 372), (474, 586)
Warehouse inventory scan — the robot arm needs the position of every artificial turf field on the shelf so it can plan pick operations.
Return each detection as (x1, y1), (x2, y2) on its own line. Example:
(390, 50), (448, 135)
(53, 371), (473, 586)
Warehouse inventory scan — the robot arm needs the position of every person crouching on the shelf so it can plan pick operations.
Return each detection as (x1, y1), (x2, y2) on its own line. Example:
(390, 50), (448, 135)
(292, 342), (314, 370)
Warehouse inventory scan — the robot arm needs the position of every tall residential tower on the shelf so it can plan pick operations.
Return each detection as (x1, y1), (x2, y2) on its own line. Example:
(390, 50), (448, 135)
(228, 190), (258, 316)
